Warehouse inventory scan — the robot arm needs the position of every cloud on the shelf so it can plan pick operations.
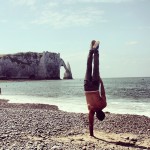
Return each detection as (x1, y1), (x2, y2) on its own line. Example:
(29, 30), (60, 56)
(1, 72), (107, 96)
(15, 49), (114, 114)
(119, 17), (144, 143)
(10, 0), (36, 6)
(9, 0), (37, 11)
(97, 0), (134, 3)
(126, 41), (138, 45)
(61, 0), (135, 4)
(31, 2), (105, 28)
(10, 0), (141, 30)
(9, 0), (138, 29)
(32, 10), (104, 28)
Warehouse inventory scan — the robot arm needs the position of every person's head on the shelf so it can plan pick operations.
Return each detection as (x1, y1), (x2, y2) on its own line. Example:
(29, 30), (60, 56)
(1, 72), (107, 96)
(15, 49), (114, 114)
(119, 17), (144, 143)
(96, 110), (105, 121)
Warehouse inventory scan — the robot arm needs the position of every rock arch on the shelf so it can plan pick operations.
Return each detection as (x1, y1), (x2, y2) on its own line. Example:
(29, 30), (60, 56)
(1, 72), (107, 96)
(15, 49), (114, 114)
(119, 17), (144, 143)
(59, 59), (73, 79)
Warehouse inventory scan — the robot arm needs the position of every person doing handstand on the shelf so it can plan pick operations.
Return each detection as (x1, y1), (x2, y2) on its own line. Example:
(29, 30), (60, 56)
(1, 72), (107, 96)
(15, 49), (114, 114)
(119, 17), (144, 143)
(84, 40), (107, 136)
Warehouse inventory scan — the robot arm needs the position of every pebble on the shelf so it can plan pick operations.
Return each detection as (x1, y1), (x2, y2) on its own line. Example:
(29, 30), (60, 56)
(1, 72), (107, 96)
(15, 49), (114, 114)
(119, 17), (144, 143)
(0, 101), (150, 150)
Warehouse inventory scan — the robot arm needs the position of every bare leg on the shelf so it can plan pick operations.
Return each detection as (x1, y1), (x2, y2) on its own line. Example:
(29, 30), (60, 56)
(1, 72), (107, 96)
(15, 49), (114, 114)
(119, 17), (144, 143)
(89, 110), (95, 136)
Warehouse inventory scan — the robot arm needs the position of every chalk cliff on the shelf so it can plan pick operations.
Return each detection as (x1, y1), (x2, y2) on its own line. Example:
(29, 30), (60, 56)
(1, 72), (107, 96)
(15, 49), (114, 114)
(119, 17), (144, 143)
(0, 51), (73, 80)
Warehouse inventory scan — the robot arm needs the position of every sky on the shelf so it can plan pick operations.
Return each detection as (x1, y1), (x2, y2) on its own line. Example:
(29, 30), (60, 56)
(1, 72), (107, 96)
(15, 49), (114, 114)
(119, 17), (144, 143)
(0, 0), (150, 78)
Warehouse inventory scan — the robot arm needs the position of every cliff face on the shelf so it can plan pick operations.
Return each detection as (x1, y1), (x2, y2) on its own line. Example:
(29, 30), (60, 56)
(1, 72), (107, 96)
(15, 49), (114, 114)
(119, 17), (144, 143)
(0, 51), (73, 80)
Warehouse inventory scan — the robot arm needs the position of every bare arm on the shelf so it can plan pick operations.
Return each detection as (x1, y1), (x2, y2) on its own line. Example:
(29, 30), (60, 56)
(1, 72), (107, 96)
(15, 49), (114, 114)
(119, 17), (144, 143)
(88, 109), (95, 136)
(100, 78), (106, 98)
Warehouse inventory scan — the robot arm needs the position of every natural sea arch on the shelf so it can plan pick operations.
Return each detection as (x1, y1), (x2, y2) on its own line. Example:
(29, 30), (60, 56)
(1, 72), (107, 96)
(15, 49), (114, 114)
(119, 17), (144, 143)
(59, 59), (73, 79)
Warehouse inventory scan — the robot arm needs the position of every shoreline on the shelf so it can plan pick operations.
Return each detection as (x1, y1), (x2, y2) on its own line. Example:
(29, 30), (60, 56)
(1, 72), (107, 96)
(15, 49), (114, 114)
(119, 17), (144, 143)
(0, 99), (150, 149)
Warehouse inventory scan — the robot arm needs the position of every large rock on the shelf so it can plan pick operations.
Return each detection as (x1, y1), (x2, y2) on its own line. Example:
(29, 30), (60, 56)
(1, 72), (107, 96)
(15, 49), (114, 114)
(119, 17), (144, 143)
(0, 51), (73, 80)
(63, 62), (73, 79)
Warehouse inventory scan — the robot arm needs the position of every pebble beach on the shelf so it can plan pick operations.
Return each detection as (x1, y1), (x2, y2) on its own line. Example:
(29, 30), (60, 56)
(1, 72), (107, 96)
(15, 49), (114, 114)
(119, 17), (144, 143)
(0, 99), (150, 150)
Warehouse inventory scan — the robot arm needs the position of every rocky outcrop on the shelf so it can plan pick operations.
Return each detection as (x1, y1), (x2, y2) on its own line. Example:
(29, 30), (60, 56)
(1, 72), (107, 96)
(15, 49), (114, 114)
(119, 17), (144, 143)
(0, 51), (73, 80)
(63, 62), (73, 79)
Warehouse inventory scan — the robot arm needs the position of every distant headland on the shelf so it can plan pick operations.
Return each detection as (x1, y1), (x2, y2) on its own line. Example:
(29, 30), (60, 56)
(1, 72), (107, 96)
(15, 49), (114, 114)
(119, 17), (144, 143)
(0, 51), (73, 80)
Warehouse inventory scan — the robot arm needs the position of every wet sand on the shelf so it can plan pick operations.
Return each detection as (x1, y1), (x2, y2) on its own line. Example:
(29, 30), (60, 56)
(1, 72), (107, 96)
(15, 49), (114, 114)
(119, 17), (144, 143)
(0, 99), (150, 150)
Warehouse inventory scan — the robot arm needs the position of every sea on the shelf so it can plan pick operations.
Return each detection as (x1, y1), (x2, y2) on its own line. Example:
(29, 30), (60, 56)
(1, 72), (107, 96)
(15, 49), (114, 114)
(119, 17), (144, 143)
(0, 77), (150, 117)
